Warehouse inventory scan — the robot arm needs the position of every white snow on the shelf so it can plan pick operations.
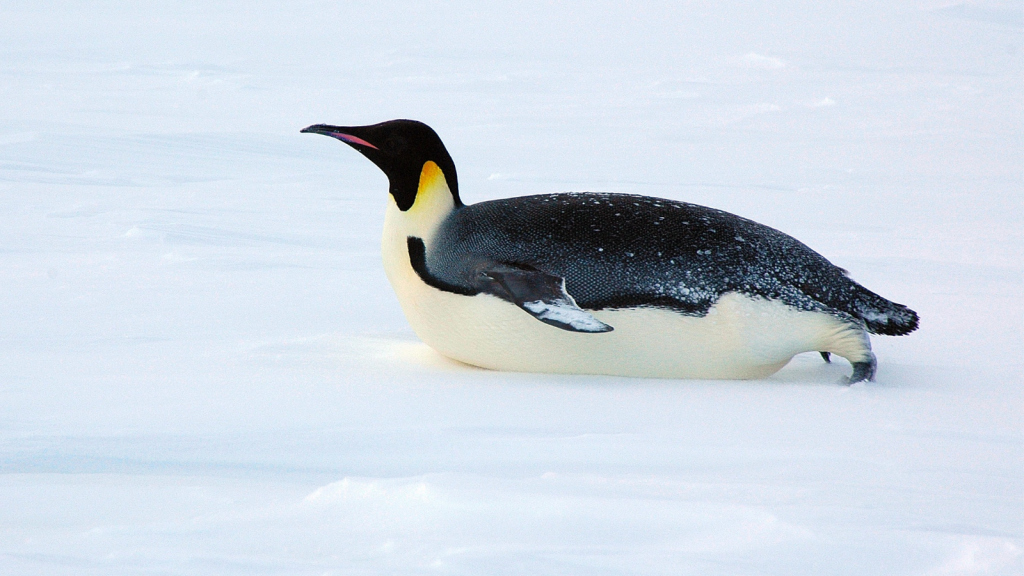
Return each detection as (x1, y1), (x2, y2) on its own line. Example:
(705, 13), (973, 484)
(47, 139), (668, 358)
(741, 53), (790, 70)
(1, 1), (1021, 575)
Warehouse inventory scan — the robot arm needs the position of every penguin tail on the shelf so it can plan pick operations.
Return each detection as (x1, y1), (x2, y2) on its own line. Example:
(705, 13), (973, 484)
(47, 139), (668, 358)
(851, 286), (919, 336)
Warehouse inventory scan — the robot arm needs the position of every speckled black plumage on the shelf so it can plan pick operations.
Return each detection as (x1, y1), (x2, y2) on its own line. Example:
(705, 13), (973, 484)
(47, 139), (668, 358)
(422, 192), (919, 336)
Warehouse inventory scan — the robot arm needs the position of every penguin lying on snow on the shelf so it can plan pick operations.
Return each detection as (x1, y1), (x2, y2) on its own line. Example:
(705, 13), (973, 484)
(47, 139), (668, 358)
(302, 119), (918, 383)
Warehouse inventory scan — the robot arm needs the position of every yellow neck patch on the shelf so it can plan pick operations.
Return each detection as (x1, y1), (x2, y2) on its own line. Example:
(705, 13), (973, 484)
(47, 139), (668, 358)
(395, 160), (455, 241)
(411, 160), (451, 214)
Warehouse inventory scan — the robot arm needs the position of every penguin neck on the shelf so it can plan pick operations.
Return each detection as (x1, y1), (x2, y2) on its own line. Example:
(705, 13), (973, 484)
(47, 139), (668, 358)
(384, 160), (458, 246)
(381, 161), (458, 299)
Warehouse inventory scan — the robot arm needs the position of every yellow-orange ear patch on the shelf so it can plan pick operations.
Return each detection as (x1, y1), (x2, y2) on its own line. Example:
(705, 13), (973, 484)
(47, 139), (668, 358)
(412, 160), (449, 213)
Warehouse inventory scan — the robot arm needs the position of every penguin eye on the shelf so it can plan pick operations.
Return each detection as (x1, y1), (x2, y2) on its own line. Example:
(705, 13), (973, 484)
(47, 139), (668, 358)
(383, 136), (406, 154)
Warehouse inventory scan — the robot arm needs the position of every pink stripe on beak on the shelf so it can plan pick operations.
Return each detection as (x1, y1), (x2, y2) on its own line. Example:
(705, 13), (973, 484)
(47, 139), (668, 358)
(330, 132), (379, 149)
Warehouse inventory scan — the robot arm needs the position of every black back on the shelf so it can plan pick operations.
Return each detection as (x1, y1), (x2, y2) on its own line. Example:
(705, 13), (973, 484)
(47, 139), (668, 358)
(421, 192), (919, 335)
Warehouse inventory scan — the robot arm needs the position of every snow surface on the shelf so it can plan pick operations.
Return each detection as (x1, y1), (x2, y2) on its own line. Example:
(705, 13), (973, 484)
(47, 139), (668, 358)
(1, 1), (1021, 574)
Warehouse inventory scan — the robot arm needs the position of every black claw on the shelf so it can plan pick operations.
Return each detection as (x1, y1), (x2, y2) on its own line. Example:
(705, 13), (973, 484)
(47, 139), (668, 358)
(819, 351), (831, 363)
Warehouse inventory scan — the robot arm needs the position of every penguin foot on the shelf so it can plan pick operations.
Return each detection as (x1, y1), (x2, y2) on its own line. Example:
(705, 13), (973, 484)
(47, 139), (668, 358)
(819, 351), (831, 363)
(843, 353), (877, 385)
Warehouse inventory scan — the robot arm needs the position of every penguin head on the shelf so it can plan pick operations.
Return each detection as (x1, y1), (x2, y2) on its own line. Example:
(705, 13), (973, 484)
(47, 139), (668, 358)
(301, 119), (461, 211)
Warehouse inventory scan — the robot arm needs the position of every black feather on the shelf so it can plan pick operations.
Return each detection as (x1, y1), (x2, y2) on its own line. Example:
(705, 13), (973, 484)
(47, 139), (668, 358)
(422, 192), (918, 334)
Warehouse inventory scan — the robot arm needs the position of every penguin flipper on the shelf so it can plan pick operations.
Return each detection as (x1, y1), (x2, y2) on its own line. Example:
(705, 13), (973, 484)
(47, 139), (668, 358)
(476, 264), (613, 333)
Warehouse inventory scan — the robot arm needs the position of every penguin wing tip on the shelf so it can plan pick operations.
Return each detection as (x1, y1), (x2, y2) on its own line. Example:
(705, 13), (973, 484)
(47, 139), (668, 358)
(523, 300), (614, 333)
(477, 265), (614, 334)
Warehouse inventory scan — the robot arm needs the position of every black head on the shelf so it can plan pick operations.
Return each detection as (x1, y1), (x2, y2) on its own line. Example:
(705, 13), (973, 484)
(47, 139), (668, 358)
(301, 119), (461, 210)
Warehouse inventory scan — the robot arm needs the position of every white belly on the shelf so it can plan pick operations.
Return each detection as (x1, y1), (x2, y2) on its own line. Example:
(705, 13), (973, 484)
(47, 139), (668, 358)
(381, 199), (870, 380)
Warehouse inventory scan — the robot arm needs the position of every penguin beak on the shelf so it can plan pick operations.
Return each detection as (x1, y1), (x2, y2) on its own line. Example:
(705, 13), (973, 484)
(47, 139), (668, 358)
(300, 124), (379, 150)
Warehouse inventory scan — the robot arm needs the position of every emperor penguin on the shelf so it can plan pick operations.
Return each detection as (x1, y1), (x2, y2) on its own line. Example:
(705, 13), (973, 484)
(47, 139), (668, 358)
(301, 119), (919, 383)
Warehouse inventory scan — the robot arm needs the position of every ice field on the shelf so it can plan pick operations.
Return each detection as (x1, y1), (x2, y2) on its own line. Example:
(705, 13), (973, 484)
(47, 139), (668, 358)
(1, 1), (1021, 574)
